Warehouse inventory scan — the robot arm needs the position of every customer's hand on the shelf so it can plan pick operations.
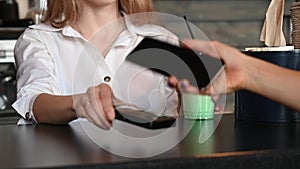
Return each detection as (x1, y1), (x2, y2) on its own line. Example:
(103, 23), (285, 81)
(72, 83), (115, 130)
(181, 39), (249, 96)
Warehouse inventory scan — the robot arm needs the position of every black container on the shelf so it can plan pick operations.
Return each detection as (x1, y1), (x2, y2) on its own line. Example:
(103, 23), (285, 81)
(235, 50), (300, 122)
(0, 0), (19, 22)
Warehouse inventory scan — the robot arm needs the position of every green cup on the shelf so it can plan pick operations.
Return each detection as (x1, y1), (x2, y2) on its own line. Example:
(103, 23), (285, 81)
(182, 93), (214, 120)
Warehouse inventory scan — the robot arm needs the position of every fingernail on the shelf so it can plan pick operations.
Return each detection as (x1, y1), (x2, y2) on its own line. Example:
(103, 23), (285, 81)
(105, 121), (112, 129)
(180, 82), (186, 89)
(215, 106), (220, 112)
(107, 122), (112, 128)
(108, 111), (115, 121)
(214, 105), (222, 112)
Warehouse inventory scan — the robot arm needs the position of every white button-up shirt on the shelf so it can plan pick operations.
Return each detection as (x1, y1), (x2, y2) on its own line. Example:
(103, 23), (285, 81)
(13, 16), (179, 125)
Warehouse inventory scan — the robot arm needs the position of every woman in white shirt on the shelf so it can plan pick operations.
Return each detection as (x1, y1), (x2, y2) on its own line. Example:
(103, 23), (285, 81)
(13, 0), (179, 129)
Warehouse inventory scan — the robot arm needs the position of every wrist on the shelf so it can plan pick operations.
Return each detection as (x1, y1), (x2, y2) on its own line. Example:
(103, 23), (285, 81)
(242, 56), (264, 92)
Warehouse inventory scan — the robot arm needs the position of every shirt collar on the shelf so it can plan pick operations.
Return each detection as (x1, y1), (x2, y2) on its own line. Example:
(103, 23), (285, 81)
(28, 12), (174, 45)
(29, 23), (83, 38)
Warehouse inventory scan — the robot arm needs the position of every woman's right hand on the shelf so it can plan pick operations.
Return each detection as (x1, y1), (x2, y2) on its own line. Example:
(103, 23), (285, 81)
(72, 83), (115, 130)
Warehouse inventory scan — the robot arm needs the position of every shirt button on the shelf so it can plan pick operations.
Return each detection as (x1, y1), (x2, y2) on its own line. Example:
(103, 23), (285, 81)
(25, 112), (30, 120)
(104, 76), (111, 82)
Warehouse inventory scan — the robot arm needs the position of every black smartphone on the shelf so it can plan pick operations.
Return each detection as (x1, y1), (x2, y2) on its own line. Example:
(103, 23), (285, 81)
(126, 37), (210, 88)
(115, 107), (176, 129)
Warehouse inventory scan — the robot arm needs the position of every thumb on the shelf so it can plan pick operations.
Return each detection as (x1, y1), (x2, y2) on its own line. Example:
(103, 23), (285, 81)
(199, 66), (227, 96)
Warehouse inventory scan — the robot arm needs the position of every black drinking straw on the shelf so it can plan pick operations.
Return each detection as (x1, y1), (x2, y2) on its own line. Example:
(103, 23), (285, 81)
(183, 15), (195, 39)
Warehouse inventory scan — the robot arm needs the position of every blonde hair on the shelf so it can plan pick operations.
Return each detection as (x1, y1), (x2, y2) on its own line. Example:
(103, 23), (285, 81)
(42, 0), (154, 28)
